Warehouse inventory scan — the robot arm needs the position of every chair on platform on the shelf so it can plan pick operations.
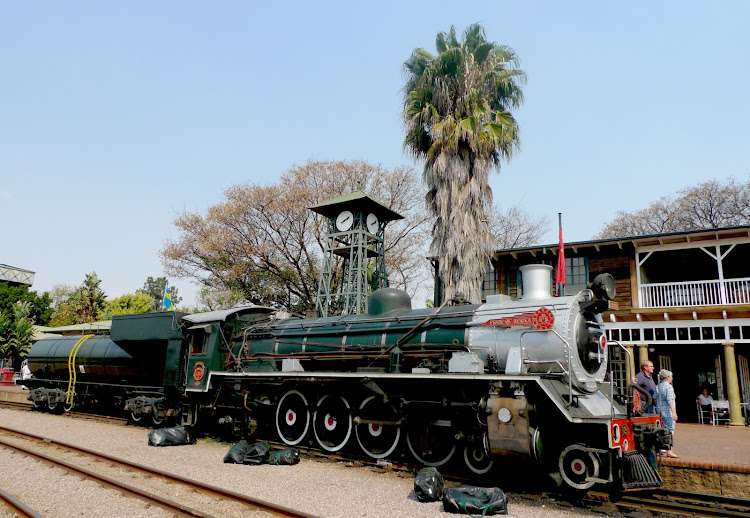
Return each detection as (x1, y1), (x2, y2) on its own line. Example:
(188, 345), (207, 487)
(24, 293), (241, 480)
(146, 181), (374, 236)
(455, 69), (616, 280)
(697, 402), (712, 424)
(711, 400), (730, 425)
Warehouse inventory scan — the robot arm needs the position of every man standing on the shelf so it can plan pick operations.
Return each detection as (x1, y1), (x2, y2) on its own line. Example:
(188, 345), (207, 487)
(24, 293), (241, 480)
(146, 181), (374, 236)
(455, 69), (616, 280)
(635, 360), (656, 413)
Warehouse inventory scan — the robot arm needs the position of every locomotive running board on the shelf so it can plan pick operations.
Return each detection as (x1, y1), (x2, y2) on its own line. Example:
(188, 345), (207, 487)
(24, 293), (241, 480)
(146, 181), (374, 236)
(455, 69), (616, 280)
(535, 378), (616, 423)
(184, 371), (547, 393)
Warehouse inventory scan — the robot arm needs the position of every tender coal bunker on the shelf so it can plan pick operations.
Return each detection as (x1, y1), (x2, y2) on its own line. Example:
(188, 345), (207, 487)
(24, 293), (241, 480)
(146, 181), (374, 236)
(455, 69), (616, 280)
(576, 310), (605, 374)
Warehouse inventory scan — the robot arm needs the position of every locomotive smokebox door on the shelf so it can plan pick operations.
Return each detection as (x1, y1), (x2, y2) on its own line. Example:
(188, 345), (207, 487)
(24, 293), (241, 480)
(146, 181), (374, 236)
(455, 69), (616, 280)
(185, 323), (220, 391)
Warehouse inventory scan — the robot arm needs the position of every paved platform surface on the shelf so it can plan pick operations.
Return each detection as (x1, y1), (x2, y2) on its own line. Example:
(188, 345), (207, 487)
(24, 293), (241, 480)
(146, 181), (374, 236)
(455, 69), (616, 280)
(2, 385), (748, 472)
(664, 421), (750, 472)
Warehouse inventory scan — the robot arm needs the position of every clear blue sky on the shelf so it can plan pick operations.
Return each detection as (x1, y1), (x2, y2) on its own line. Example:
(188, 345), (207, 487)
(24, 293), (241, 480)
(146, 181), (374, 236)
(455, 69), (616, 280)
(2, 1), (748, 307)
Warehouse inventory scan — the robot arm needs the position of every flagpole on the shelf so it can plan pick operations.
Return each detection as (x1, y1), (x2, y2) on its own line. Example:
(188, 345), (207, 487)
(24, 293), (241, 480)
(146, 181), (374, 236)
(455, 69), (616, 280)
(556, 213), (565, 297)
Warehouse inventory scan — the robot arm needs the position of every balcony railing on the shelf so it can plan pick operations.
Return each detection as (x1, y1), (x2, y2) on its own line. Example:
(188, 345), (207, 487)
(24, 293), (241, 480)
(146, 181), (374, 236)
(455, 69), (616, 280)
(639, 278), (750, 308)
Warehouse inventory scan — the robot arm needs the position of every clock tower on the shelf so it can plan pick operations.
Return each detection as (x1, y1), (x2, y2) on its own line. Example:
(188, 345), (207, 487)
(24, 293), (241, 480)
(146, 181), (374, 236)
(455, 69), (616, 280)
(309, 191), (403, 317)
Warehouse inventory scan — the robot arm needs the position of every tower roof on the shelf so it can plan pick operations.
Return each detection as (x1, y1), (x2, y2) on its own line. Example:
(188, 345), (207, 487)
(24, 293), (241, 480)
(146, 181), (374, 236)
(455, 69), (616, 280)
(308, 191), (404, 221)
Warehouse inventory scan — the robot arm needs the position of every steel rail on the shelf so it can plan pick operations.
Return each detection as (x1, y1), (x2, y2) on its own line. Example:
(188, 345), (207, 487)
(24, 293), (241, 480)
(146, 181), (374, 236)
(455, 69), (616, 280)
(0, 436), (213, 517)
(0, 487), (43, 518)
(60, 410), (128, 424)
(588, 489), (750, 518)
(0, 425), (317, 518)
(0, 401), (31, 410)
(1, 400), (130, 424)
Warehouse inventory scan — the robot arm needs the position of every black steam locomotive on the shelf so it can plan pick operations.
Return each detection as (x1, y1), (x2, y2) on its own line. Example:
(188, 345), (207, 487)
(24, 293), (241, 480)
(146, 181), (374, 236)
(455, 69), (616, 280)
(21, 264), (670, 492)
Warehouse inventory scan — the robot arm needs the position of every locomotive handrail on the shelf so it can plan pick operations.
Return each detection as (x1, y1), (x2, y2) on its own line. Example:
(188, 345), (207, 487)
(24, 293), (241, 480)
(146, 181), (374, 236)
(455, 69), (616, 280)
(610, 339), (632, 417)
(276, 308), (480, 330)
(365, 295), (460, 373)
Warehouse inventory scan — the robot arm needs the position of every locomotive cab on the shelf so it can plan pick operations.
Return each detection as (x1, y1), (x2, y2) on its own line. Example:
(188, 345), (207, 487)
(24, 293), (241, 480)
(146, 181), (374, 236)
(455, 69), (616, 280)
(183, 323), (220, 391)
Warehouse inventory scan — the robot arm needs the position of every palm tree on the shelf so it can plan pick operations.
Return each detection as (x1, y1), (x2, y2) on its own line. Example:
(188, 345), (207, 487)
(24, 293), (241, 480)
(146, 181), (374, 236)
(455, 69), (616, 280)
(403, 23), (525, 303)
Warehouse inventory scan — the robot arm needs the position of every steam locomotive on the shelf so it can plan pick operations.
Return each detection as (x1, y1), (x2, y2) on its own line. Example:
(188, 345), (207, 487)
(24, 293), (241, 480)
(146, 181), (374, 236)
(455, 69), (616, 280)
(21, 264), (670, 492)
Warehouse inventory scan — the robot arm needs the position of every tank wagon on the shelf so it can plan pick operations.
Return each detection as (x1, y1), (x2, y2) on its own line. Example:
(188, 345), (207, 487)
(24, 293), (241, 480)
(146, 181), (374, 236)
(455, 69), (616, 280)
(23, 312), (187, 424)
(23, 265), (670, 492)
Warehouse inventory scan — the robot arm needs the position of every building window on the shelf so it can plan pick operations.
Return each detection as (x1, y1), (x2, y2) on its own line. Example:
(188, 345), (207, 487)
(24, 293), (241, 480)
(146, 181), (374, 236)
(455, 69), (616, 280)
(564, 257), (589, 295)
(482, 265), (497, 300)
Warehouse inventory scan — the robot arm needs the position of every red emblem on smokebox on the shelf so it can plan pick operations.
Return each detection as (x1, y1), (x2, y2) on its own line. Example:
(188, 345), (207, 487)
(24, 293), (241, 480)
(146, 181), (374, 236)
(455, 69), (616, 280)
(484, 307), (555, 330)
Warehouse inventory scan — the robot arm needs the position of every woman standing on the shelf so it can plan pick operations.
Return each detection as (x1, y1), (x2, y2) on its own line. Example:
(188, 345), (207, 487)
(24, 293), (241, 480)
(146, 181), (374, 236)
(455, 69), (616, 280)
(658, 369), (678, 458)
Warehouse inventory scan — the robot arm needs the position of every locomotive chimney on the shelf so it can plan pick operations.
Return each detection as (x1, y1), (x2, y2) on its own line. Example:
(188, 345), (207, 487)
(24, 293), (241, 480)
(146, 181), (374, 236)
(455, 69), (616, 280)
(519, 264), (553, 300)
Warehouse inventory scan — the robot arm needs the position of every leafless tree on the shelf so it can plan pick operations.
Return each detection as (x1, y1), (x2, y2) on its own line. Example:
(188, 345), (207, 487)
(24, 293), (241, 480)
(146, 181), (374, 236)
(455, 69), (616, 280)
(488, 205), (549, 249)
(597, 177), (750, 239)
(161, 160), (431, 314)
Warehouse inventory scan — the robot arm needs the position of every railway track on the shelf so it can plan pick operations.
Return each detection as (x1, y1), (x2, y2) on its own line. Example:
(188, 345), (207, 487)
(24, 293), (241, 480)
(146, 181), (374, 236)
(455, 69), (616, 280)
(0, 424), (317, 518)
(5, 403), (750, 517)
(0, 487), (43, 518)
(587, 488), (750, 518)
(1, 400), (129, 424)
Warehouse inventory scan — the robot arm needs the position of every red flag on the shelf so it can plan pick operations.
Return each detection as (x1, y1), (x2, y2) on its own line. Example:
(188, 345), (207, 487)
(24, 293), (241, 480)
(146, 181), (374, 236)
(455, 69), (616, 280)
(555, 213), (565, 296)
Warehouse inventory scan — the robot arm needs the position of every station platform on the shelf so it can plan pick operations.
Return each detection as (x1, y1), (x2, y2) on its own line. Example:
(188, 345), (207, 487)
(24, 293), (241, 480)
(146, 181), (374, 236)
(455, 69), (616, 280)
(1, 385), (748, 495)
(666, 422), (750, 471)
(0, 383), (32, 404)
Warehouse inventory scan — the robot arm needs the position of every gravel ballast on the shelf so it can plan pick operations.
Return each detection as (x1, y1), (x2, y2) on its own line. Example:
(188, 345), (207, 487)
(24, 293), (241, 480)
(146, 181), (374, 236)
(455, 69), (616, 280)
(0, 408), (605, 517)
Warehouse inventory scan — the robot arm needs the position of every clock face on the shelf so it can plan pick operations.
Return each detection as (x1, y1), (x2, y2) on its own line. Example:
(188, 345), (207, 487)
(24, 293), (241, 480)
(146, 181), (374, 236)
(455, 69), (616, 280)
(336, 210), (354, 231)
(366, 213), (379, 234)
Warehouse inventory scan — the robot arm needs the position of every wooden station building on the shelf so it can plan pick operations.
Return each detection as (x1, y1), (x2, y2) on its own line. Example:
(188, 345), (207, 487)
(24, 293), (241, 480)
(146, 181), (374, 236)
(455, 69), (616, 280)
(485, 226), (750, 426)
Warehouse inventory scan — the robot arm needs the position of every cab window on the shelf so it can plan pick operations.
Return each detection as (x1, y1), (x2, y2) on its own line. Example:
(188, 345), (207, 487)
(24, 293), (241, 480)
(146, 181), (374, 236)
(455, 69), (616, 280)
(188, 330), (208, 355)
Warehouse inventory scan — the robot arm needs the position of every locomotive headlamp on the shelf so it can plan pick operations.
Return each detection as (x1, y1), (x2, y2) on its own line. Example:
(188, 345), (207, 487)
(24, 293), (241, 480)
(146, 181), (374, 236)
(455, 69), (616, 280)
(590, 273), (616, 301)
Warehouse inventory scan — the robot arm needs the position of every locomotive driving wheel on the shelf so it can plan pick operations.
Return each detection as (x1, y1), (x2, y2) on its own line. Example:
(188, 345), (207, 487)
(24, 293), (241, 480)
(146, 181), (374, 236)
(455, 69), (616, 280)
(275, 390), (310, 446)
(313, 394), (352, 452)
(558, 444), (601, 490)
(463, 434), (494, 475)
(354, 396), (401, 459)
(406, 414), (456, 467)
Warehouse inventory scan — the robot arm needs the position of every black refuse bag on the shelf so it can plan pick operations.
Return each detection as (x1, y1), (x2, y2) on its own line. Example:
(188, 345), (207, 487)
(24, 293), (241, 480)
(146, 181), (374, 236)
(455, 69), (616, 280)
(268, 448), (301, 465)
(223, 440), (251, 464)
(442, 486), (508, 516)
(242, 440), (271, 465)
(147, 425), (196, 447)
(414, 467), (445, 502)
